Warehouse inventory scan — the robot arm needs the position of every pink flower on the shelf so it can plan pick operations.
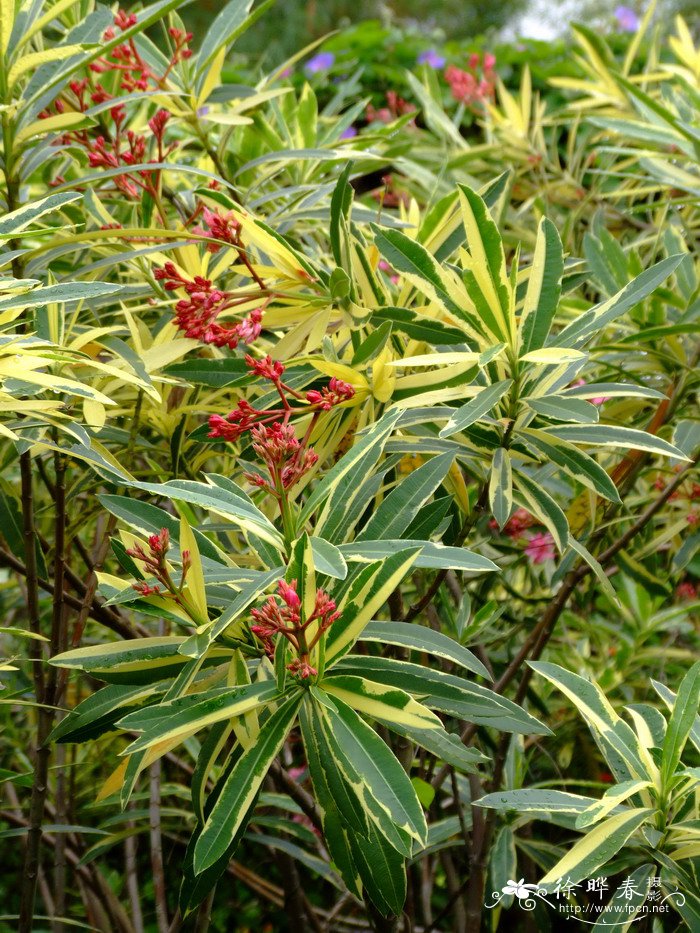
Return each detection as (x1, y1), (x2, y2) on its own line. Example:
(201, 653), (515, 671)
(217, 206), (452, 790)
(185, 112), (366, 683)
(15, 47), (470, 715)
(306, 377), (355, 410)
(524, 532), (555, 564)
(676, 581), (697, 601)
(245, 354), (284, 382)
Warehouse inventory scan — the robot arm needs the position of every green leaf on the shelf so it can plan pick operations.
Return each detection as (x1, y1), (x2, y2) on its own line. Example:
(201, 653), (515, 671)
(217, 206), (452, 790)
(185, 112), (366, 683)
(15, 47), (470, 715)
(661, 662), (700, 788)
(538, 809), (653, 889)
(372, 225), (463, 318)
(527, 396), (599, 424)
(330, 163), (353, 267)
(357, 452), (454, 542)
(98, 495), (221, 562)
(555, 255), (684, 348)
(359, 620), (489, 678)
(196, 0), (276, 80)
(128, 479), (283, 549)
(348, 819), (406, 916)
(119, 683), (280, 754)
(519, 217), (563, 353)
(476, 789), (599, 814)
(336, 657), (551, 735)
(489, 448), (512, 529)
(300, 409), (402, 537)
(310, 537), (347, 579)
(384, 721), (486, 773)
(512, 470), (568, 553)
(164, 358), (249, 388)
(652, 680), (700, 755)
(529, 662), (650, 781)
(326, 549), (420, 664)
(322, 674), (442, 731)
(322, 691), (428, 844)
(300, 696), (370, 836)
(49, 683), (159, 744)
(547, 425), (688, 461)
(371, 306), (466, 345)
(339, 540), (497, 573)
(0, 191), (81, 236)
(522, 429), (621, 503)
(0, 281), (122, 312)
(439, 380), (512, 437)
(50, 637), (233, 685)
(457, 184), (512, 343)
(575, 780), (652, 830)
(193, 693), (302, 874)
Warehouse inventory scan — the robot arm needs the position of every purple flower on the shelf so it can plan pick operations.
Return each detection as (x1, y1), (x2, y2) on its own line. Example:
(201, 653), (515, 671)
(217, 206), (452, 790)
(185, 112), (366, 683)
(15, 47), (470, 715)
(340, 125), (357, 139)
(417, 49), (446, 69)
(614, 5), (640, 32)
(304, 51), (335, 75)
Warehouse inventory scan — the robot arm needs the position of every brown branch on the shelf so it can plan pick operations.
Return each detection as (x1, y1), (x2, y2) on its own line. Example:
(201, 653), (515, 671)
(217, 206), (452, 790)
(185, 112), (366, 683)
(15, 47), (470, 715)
(0, 545), (144, 639)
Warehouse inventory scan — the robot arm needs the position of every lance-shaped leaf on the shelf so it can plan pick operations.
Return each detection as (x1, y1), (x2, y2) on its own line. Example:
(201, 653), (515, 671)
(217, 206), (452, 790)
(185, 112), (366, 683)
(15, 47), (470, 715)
(193, 692), (302, 874)
(349, 820), (406, 916)
(519, 216), (563, 353)
(554, 254), (684, 348)
(512, 470), (568, 552)
(49, 682), (161, 744)
(372, 225), (464, 319)
(661, 661), (700, 789)
(538, 809), (653, 889)
(179, 514), (208, 624)
(357, 451), (455, 542)
(129, 479), (284, 548)
(439, 380), (512, 438)
(50, 637), (235, 685)
(382, 721), (486, 773)
(489, 448), (513, 529)
(522, 428), (621, 503)
(339, 540), (497, 573)
(99, 495), (223, 562)
(300, 409), (402, 538)
(547, 424), (688, 461)
(457, 183), (513, 344)
(300, 696), (370, 836)
(336, 657), (550, 735)
(322, 674), (442, 731)
(321, 691), (428, 845)
(527, 396), (599, 424)
(359, 621), (489, 678)
(575, 780), (652, 830)
(326, 549), (420, 664)
(476, 789), (601, 815)
(0, 191), (81, 236)
(119, 682), (280, 754)
(529, 662), (654, 782)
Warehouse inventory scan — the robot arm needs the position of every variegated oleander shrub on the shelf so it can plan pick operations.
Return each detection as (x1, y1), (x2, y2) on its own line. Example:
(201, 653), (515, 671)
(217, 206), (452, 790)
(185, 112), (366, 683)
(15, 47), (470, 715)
(0, 2), (698, 931)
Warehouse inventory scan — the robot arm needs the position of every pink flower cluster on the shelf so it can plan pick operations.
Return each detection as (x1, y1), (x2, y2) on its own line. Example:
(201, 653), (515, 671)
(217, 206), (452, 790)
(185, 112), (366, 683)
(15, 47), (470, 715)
(209, 356), (354, 498)
(305, 377), (357, 411)
(444, 52), (496, 108)
(251, 579), (340, 679)
(208, 355), (354, 445)
(193, 208), (242, 253)
(366, 91), (416, 124)
(154, 262), (264, 349)
(490, 508), (555, 564)
(126, 528), (191, 597)
(249, 422), (319, 494)
(43, 10), (191, 199)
